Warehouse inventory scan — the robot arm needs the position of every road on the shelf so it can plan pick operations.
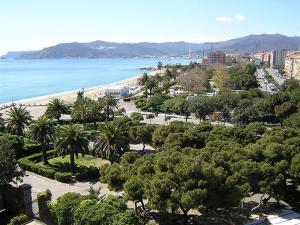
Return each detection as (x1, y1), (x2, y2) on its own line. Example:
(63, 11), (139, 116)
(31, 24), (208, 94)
(266, 68), (286, 86)
(256, 68), (273, 93)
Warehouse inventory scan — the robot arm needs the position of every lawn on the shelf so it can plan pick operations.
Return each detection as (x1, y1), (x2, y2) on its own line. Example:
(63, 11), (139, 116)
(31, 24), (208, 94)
(37, 155), (110, 172)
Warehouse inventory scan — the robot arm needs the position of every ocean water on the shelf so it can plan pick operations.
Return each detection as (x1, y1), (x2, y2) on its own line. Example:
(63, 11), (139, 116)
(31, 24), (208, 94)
(0, 58), (197, 104)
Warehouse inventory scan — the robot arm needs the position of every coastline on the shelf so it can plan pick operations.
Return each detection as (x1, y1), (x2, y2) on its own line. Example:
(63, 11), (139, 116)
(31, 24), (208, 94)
(0, 70), (158, 107)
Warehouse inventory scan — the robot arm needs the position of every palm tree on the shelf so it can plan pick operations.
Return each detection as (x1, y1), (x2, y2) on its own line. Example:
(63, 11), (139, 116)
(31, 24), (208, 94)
(28, 116), (55, 165)
(45, 99), (69, 123)
(157, 61), (163, 74)
(145, 79), (158, 97)
(138, 73), (149, 86)
(6, 106), (32, 136)
(55, 124), (89, 171)
(71, 97), (90, 125)
(93, 121), (130, 163)
(102, 94), (118, 121)
(88, 100), (103, 128)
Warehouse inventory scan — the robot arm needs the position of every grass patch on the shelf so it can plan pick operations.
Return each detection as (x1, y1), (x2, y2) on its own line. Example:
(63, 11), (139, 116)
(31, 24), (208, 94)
(19, 151), (110, 182)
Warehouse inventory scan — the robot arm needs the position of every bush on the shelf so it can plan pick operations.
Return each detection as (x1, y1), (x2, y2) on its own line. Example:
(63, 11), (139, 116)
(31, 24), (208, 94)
(55, 172), (73, 183)
(75, 166), (100, 181)
(123, 97), (131, 102)
(112, 211), (139, 225)
(101, 164), (125, 190)
(53, 192), (84, 225)
(37, 190), (57, 225)
(18, 150), (57, 178)
(19, 158), (56, 178)
(8, 214), (29, 225)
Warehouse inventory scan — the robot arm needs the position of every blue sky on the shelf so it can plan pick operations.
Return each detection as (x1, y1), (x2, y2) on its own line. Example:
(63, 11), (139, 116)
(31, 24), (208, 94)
(1, 0), (300, 54)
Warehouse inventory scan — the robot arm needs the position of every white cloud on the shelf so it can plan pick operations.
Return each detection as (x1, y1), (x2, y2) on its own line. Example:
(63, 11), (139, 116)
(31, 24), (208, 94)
(216, 16), (232, 23)
(235, 14), (246, 21)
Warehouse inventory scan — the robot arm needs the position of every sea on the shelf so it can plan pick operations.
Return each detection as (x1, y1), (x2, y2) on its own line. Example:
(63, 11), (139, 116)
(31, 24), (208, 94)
(0, 58), (199, 104)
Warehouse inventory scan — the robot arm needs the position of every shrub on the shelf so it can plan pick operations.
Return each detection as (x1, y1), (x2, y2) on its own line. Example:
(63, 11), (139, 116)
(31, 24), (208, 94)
(37, 190), (57, 225)
(75, 166), (100, 181)
(53, 192), (83, 225)
(112, 211), (139, 225)
(18, 158), (56, 178)
(8, 214), (29, 225)
(55, 172), (73, 183)
(123, 97), (131, 102)
(18, 150), (57, 178)
(101, 164), (125, 190)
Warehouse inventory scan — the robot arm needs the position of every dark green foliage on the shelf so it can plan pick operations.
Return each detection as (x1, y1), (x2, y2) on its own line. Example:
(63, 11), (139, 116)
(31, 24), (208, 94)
(130, 112), (144, 123)
(0, 136), (23, 186)
(54, 172), (73, 183)
(101, 164), (125, 190)
(53, 192), (83, 225)
(5, 106), (32, 136)
(46, 98), (69, 123)
(188, 96), (215, 121)
(285, 111), (300, 128)
(8, 214), (29, 225)
(37, 189), (57, 225)
(93, 121), (130, 163)
(112, 211), (140, 225)
(0, 133), (24, 158)
(291, 153), (300, 179)
(281, 78), (300, 92)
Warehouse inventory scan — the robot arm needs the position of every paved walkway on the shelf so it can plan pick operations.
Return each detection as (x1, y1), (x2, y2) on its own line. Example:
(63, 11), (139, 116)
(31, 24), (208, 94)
(1, 101), (234, 127)
(17, 171), (122, 216)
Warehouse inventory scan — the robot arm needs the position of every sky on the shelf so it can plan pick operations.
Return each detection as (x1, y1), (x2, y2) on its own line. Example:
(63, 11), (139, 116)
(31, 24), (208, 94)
(1, 0), (300, 55)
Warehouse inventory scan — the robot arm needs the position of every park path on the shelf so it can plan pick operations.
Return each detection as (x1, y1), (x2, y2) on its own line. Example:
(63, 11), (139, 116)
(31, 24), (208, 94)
(17, 171), (122, 216)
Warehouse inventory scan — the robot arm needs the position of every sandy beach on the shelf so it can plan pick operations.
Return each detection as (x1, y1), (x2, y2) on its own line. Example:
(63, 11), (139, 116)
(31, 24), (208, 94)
(11, 75), (140, 106)
(0, 70), (161, 119)
(0, 69), (161, 107)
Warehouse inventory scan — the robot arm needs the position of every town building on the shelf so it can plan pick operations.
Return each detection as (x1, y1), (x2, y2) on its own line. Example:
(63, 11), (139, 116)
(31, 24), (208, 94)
(284, 51), (300, 80)
(253, 51), (271, 67)
(270, 50), (287, 69)
(207, 51), (225, 64)
(104, 86), (129, 99)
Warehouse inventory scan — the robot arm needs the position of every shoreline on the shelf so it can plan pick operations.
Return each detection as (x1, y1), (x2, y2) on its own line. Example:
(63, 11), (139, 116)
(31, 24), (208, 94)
(0, 70), (158, 107)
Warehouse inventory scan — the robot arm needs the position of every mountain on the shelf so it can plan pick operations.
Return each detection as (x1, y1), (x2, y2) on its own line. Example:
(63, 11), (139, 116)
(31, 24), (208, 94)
(12, 34), (300, 59)
(0, 51), (36, 59)
(204, 34), (300, 53)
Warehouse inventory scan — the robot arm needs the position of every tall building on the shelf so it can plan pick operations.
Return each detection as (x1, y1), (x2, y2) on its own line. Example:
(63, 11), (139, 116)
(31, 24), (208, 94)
(270, 50), (287, 69)
(285, 52), (300, 80)
(207, 51), (225, 64)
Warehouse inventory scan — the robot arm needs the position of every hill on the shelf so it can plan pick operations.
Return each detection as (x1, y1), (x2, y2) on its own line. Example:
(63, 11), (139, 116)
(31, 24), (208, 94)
(8, 34), (300, 59)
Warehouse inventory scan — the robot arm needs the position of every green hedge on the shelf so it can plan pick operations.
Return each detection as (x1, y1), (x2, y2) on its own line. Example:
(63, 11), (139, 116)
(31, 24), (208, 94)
(75, 166), (100, 181)
(18, 150), (57, 179)
(8, 214), (29, 225)
(19, 151), (100, 182)
(55, 172), (74, 183)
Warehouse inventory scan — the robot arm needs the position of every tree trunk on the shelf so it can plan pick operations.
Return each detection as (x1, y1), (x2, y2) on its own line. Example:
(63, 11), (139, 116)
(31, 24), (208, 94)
(56, 116), (60, 124)
(182, 209), (189, 225)
(41, 143), (49, 165)
(70, 149), (76, 172)
(280, 119), (283, 127)
(106, 106), (110, 121)
(142, 143), (145, 155)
